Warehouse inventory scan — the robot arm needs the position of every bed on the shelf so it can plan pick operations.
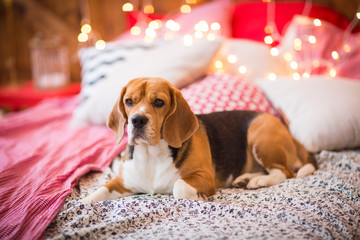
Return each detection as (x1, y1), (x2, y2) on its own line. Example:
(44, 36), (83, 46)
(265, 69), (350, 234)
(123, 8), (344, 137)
(1, 0), (360, 239)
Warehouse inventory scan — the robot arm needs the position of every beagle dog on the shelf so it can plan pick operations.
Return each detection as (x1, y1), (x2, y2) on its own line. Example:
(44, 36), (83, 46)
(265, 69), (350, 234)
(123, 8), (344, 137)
(81, 77), (316, 202)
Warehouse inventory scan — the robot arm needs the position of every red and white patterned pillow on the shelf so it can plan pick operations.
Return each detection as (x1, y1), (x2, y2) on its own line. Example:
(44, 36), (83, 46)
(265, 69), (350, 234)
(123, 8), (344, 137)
(181, 74), (278, 116)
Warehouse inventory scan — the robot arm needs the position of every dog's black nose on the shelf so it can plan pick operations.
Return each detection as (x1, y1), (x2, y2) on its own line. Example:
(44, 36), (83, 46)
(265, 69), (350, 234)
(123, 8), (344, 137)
(131, 115), (148, 128)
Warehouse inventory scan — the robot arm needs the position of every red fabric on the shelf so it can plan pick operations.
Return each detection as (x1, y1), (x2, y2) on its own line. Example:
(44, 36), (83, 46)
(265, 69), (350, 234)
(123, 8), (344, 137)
(181, 74), (278, 116)
(0, 82), (80, 111)
(0, 97), (126, 240)
(231, 2), (359, 42)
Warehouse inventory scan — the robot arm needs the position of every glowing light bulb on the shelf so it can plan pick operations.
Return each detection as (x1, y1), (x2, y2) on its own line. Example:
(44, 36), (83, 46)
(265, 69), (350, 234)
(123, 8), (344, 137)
(211, 22), (221, 31)
(81, 24), (91, 34)
(166, 20), (180, 31)
(264, 25), (273, 34)
(313, 19), (321, 26)
(130, 26), (141, 35)
(95, 40), (106, 49)
(264, 36), (273, 45)
(303, 72), (310, 78)
(239, 66), (247, 74)
(149, 20), (161, 30)
(195, 21), (209, 32)
(268, 73), (277, 81)
(215, 60), (223, 69)
(357, 12), (360, 20)
(293, 73), (300, 80)
(290, 61), (298, 70)
(181, 4), (191, 13)
(284, 52), (293, 62)
(144, 4), (154, 14)
(343, 44), (351, 53)
(331, 51), (339, 60)
(329, 68), (337, 77)
(294, 38), (302, 51)
(227, 55), (237, 63)
(183, 34), (193, 46)
(145, 28), (156, 38)
(270, 47), (279, 56)
(122, 2), (133, 12)
(308, 35), (316, 44)
(78, 32), (88, 42)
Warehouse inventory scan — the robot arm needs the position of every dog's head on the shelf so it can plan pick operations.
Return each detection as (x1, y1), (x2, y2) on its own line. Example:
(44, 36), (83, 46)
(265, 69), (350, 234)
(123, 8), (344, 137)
(107, 77), (199, 148)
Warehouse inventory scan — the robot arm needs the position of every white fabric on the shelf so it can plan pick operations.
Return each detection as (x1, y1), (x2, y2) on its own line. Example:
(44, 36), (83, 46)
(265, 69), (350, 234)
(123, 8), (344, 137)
(257, 76), (360, 152)
(71, 38), (223, 126)
(207, 39), (291, 81)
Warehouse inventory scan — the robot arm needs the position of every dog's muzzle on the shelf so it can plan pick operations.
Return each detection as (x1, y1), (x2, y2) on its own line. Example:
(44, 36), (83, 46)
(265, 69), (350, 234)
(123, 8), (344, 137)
(131, 115), (148, 129)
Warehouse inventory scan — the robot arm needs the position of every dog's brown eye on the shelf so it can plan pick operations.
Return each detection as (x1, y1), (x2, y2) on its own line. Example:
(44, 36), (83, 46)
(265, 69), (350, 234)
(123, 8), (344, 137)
(125, 99), (133, 106)
(153, 99), (165, 107)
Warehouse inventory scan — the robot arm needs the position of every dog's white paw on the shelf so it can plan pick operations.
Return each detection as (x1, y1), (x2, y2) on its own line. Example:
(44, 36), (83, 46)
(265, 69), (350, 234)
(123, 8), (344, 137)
(246, 175), (271, 189)
(173, 179), (207, 201)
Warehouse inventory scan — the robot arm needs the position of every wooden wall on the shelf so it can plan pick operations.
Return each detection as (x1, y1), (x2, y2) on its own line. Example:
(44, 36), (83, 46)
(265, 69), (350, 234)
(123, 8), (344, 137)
(0, 0), (359, 87)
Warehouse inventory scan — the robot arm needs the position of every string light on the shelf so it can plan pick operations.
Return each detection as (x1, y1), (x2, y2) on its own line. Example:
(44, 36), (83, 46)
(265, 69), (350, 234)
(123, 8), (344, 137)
(294, 38), (302, 51)
(268, 73), (277, 81)
(283, 52), (293, 62)
(264, 36), (273, 45)
(81, 24), (91, 34)
(313, 19), (321, 26)
(215, 60), (223, 69)
(211, 22), (221, 31)
(331, 51), (339, 60)
(270, 47), (279, 56)
(329, 68), (337, 77)
(195, 21), (209, 32)
(290, 61), (298, 70)
(144, 4), (154, 14)
(122, 2), (133, 12)
(95, 40), (106, 49)
(181, 4), (191, 13)
(130, 26), (141, 35)
(343, 44), (351, 53)
(238, 66), (247, 74)
(194, 31), (203, 39)
(308, 35), (316, 44)
(207, 33), (216, 41)
(149, 20), (161, 30)
(303, 72), (310, 78)
(78, 32), (88, 42)
(166, 20), (180, 31)
(227, 55), (237, 63)
(357, 12), (360, 19)
(293, 72), (301, 80)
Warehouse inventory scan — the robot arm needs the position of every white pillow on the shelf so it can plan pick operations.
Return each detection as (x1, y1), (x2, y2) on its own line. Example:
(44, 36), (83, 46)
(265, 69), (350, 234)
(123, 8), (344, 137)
(207, 39), (291, 81)
(256, 76), (360, 152)
(71, 38), (223, 126)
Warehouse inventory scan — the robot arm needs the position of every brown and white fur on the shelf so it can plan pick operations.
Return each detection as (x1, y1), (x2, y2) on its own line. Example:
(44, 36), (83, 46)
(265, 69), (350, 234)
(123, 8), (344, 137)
(81, 77), (316, 203)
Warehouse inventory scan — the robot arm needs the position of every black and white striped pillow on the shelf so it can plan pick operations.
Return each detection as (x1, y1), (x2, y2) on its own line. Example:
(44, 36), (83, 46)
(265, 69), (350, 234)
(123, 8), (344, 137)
(78, 42), (157, 100)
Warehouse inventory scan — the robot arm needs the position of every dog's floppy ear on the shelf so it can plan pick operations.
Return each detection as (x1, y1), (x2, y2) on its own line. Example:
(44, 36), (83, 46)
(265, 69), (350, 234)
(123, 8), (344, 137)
(107, 86), (128, 144)
(162, 87), (199, 148)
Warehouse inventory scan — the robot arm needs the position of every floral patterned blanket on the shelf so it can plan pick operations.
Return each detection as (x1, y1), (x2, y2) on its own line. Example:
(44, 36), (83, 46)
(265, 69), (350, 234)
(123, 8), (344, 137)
(45, 150), (360, 239)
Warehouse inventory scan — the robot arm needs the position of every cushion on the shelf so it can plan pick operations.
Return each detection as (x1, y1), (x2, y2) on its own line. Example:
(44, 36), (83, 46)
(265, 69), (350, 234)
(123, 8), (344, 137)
(256, 76), (360, 152)
(278, 15), (360, 80)
(182, 73), (278, 116)
(207, 39), (291, 81)
(71, 38), (223, 126)
(78, 41), (161, 101)
(231, 2), (355, 42)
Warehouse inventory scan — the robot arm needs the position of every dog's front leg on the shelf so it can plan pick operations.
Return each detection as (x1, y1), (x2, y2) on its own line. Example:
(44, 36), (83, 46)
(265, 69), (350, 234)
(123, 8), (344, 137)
(80, 176), (132, 203)
(173, 174), (215, 201)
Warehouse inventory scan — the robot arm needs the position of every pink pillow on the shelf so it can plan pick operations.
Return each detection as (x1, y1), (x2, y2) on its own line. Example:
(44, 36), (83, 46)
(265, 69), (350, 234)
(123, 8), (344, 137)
(181, 74), (278, 116)
(115, 0), (232, 41)
(231, 2), (356, 43)
(279, 15), (360, 80)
